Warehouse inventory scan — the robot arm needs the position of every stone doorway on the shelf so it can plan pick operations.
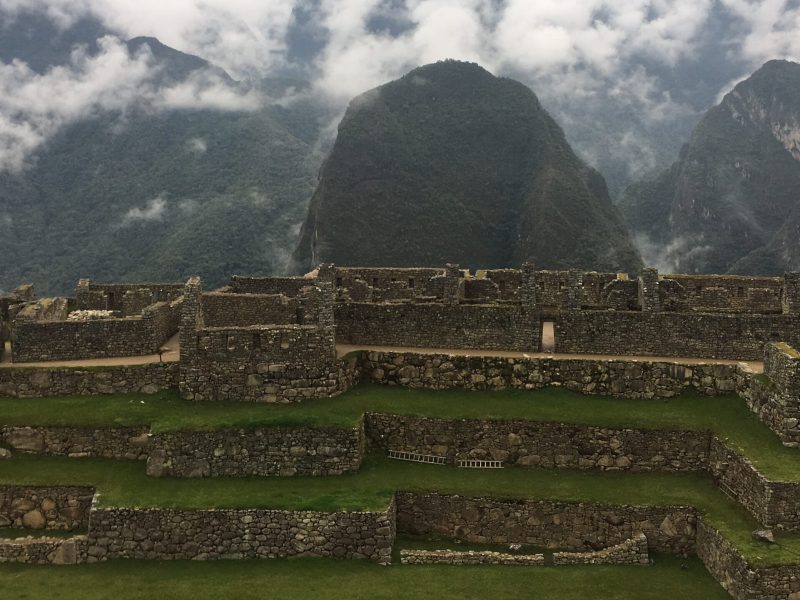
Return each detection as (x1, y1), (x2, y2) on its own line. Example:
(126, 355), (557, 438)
(541, 321), (555, 352)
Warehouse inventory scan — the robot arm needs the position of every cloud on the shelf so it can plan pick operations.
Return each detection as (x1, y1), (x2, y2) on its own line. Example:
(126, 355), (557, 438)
(2, 0), (800, 188)
(177, 198), (199, 214)
(0, 35), (260, 172)
(720, 0), (800, 64)
(121, 195), (167, 225)
(186, 137), (207, 154)
(634, 232), (713, 273)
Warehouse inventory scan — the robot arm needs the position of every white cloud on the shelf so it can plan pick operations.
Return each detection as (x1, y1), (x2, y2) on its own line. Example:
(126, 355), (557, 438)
(121, 195), (167, 225)
(186, 137), (207, 154)
(0, 36), (260, 172)
(1, 0), (800, 186)
(720, 0), (800, 64)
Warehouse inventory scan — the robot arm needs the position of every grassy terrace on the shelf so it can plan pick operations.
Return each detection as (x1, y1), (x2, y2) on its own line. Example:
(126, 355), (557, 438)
(1, 453), (799, 566)
(1, 385), (798, 480)
(0, 554), (728, 599)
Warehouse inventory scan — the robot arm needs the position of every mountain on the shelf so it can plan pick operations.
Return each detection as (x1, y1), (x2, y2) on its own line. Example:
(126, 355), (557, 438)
(0, 15), (330, 294)
(620, 60), (800, 275)
(293, 60), (642, 273)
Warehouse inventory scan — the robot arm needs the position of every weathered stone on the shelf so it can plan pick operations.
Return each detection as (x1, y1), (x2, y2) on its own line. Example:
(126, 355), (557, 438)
(752, 529), (775, 544)
(22, 510), (46, 529)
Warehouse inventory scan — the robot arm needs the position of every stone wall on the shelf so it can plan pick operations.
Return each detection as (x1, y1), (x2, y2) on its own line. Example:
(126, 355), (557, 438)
(146, 425), (364, 478)
(325, 266), (445, 294)
(555, 310), (800, 360)
(552, 532), (649, 565)
(200, 292), (300, 327)
(536, 270), (620, 309)
(667, 274), (783, 313)
(0, 486), (94, 530)
(360, 351), (738, 398)
(180, 277), (357, 403)
(85, 501), (396, 564)
(11, 300), (179, 363)
(13, 296), (69, 322)
(366, 413), (710, 472)
(335, 303), (540, 352)
(481, 269), (521, 301)
(228, 276), (315, 296)
(400, 548), (545, 565)
(395, 493), (697, 555)
(0, 535), (88, 565)
(750, 343), (800, 446)
(0, 426), (149, 460)
(76, 281), (183, 312)
(696, 520), (800, 600)
(0, 362), (178, 398)
(709, 437), (800, 532)
(179, 325), (355, 403)
(12, 318), (149, 362)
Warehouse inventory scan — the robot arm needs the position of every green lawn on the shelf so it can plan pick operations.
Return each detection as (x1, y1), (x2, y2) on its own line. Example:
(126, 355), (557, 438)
(1, 385), (798, 480)
(0, 554), (728, 600)
(0, 452), (797, 566)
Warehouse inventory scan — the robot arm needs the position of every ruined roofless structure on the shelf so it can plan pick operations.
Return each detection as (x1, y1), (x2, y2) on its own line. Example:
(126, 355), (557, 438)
(2, 263), (800, 599)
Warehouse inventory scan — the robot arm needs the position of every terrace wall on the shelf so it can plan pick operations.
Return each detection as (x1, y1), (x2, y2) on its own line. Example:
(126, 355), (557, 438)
(400, 549), (545, 565)
(395, 492), (696, 555)
(0, 535), (88, 565)
(366, 414), (710, 472)
(697, 520), (800, 600)
(360, 351), (739, 398)
(0, 426), (149, 461)
(554, 310), (800, 360)
(0, 485), (94, 530)
(145, 425), (364, 478)
(85, 501), (396, 564)
(179, 325), (357, 403)
(551, 532), (650, 565)
(745, 343), (800, 446)
(709, 437), (800, 532)
(334, 303), (540, 352)
(0, 362), (178, 398)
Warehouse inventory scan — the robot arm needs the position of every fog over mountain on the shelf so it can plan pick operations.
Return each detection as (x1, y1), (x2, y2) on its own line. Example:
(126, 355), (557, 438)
(4, 1), (799, 191)
(1, 1), (800, 290)
(621, 59), (800, 275)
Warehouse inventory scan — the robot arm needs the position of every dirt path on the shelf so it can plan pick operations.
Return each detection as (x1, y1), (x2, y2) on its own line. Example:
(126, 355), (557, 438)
(1, 334), (762, 374)
(336, 343), (763, 373)
(0, 334), (180, 368)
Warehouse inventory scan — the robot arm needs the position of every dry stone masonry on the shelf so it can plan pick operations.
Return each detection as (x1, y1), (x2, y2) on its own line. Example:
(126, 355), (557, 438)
(399, 548), (546, 565)
(85, 502), (396, 564)
(4, 264), (800, 599)
(551, 532), (650, 565)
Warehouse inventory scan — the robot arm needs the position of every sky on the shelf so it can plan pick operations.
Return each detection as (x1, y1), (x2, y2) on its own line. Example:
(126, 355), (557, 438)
(1, 0), (800, 176)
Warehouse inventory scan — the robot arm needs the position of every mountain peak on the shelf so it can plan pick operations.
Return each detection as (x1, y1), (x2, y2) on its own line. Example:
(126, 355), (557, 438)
(293, 63), (640, 272)
(621, 59), (800, 275)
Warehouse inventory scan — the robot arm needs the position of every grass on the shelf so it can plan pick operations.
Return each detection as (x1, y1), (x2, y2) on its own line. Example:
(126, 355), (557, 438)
(0, 528), (83, 539)
(1, 385), (798, 480)
(0, 554), (728, 600)
(0, 452), (798, 566)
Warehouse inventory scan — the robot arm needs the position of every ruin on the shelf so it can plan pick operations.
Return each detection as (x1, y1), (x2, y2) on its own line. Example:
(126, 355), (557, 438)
(1, 264), (800, 599)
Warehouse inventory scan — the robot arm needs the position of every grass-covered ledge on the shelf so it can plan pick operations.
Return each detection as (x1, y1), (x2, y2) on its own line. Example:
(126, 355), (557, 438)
(0, 554), (728, 600)
(0, 453), (797, 567)
(1, 385), (799, 481)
